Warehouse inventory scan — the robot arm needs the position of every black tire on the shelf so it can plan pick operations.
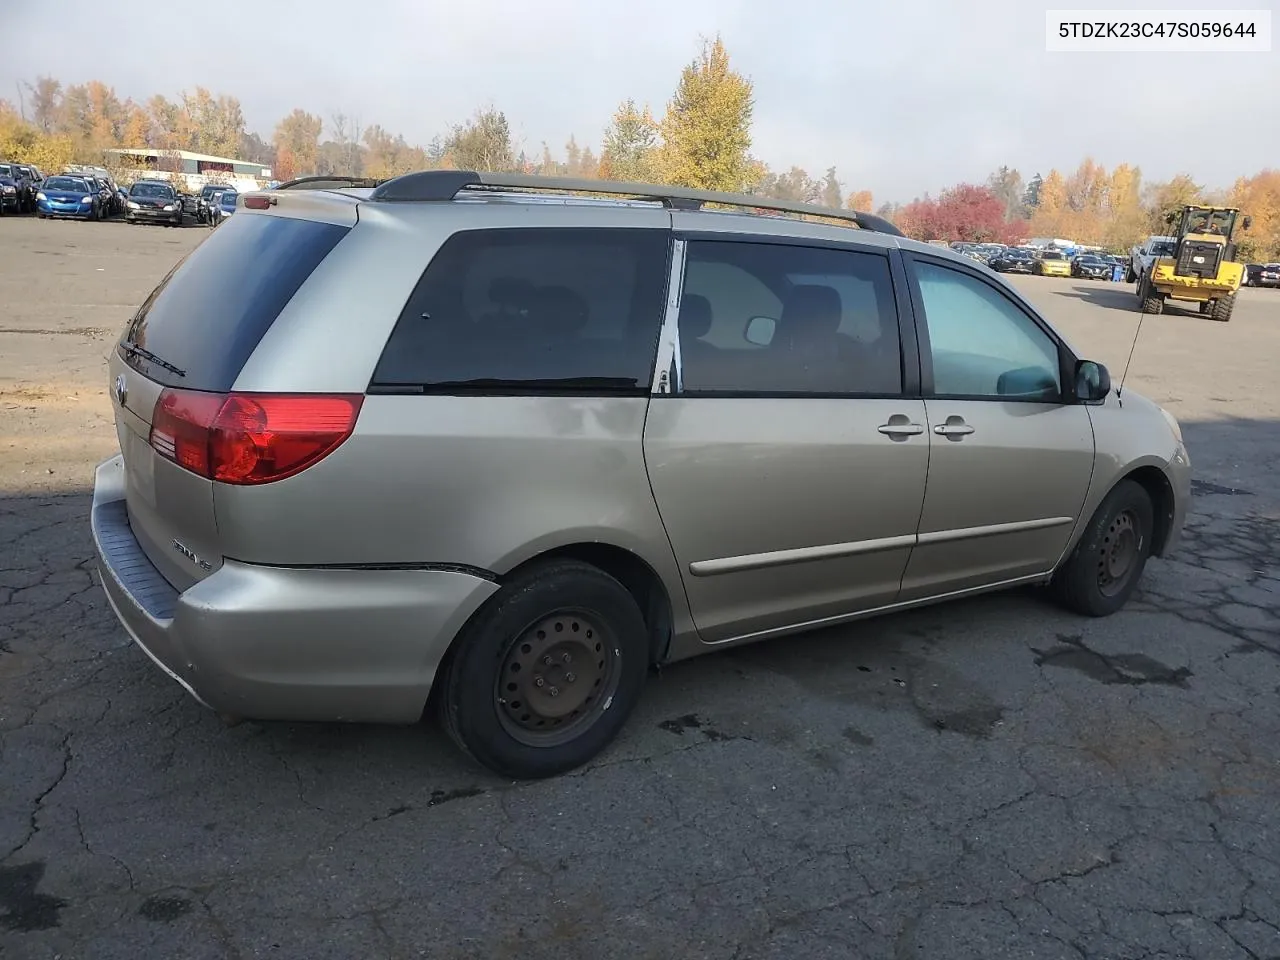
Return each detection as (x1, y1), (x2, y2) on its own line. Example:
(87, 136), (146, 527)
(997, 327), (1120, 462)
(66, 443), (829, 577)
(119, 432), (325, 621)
(1051, 480), (1154, 617)
(1138, 275), (1163, 314)
(1125, 265), (1136, 283)
(1211, 292), (1235, 322)
(438, 559), (649, 779)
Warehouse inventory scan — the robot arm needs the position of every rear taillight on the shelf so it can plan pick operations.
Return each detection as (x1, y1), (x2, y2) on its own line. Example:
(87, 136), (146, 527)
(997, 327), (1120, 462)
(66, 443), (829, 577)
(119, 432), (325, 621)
(149, 389), (363, 485)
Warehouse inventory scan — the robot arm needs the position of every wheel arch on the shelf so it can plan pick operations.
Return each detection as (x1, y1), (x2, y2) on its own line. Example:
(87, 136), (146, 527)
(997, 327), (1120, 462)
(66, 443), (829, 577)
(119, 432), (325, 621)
(499, 542), (676, 667)
(1120, 464), (1177, 557)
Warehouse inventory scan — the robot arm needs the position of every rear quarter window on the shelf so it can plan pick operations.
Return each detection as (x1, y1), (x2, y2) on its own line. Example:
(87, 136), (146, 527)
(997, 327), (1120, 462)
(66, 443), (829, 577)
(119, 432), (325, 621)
(120, 214), (350, 390)
(371, 227), (671, 393)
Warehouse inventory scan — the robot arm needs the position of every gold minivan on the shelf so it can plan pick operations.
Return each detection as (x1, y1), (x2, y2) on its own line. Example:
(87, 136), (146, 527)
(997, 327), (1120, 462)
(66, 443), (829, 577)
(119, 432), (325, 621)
(91, 171), (1191, 779)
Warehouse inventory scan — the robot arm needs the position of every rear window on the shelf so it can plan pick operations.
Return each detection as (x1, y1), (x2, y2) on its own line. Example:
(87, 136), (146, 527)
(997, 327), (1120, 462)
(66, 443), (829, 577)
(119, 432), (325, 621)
(371, 227), (671, 393)
(120, 214), (350, 390)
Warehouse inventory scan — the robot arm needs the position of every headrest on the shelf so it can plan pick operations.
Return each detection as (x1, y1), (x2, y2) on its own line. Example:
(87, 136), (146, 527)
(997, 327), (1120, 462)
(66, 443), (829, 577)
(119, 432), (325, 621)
(779, 285), (842, 343)
(679, 294), (713, 339)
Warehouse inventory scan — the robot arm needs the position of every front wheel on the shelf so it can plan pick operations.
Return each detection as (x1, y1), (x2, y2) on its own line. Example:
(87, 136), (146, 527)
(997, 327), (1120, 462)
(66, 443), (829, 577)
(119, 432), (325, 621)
(1051, 480), (1154, 617)
(1211, 292), (1236, 322)
(437, 559), (650, 779)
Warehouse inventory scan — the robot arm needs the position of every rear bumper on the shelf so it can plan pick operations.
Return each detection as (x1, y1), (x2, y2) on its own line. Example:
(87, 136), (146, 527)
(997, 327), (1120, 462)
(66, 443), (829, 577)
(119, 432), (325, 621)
(91, 454), (499, 723)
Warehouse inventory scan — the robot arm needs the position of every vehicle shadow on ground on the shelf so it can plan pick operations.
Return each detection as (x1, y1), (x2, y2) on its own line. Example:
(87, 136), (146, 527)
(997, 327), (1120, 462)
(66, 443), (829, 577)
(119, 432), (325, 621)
(1053, 283), (1141, 314)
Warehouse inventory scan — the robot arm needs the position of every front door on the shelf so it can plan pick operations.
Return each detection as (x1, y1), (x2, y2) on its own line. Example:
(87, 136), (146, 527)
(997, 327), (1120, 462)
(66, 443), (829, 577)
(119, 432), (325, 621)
(643, 236), (929, 644)
(899, 255), (1096, 600)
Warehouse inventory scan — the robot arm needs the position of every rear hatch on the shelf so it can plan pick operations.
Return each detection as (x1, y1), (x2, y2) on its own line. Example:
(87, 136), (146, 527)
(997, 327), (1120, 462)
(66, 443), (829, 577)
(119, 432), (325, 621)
(110, 208), (352, 590)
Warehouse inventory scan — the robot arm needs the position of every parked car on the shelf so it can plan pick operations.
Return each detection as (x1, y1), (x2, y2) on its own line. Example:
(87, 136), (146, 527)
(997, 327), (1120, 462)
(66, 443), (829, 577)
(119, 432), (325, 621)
(1259, 264), (1280, 289)
(988, 249), (1035, 274)
(0, 170), (21, 214)
(197, 183), (233, 223)
(17, 164), (45, 202)
(90, 171), (1191, 780)
(1071, 254), (1113, 280)
(1033, 249), (1072, 277)
(35, 174), (105, 220)
(0, 161), (37, 212)
(216, 189), (238, 219)
(85, 175), (115, 216)
(125, 180), (184, 226)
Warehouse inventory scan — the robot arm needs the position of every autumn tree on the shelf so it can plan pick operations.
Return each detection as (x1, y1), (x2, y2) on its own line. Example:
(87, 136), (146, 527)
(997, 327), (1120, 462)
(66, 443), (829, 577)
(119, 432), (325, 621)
(600, 99), (657, 181)
(756, 166), (820, 203)
(363, 124), (428, 179)
(846, 190), (874, 212)
(180, 88), (245, 158)
(1229, 170), (1280, 261)
(273, 108), (323, 180)
(987, 166), (1025, 221)
(563, 135), (598, 178)
(1146, 174), (1203, 231)
(1103, 163), (1145, 249)
(25, 76), (62, 133)
(443, 107), (515, 172)
(655, 35), (757, 192)
(1022, 172), (1043, 210)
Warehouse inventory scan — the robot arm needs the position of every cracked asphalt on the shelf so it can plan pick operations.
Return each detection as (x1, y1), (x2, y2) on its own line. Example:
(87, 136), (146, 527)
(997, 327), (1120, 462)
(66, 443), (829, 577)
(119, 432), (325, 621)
(2, 217), (1279, 959)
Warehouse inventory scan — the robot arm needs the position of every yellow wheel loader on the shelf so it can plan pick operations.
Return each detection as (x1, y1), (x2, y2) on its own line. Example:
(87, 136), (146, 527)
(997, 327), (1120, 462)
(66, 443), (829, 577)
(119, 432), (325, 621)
(1137, 205), (1252, 322)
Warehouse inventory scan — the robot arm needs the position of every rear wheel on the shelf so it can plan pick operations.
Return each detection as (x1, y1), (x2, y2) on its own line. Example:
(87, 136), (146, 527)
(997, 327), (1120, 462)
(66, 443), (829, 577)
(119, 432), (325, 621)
(1051, 480), (1154, 617)
(438, 559), (649, 779)
(1211, 292), (1236, 322)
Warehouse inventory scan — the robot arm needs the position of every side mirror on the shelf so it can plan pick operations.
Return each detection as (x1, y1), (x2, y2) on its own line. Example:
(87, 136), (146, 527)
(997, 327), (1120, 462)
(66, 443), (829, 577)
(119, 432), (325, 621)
(1075, 359), (1111, 403)
(744, 315), (776, 346)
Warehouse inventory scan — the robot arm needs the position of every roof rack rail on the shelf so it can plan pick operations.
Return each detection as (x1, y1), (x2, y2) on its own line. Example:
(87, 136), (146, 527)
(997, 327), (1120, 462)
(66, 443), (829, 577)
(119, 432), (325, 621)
(274, 175), (386, 191)
(368, 170), (905, 237)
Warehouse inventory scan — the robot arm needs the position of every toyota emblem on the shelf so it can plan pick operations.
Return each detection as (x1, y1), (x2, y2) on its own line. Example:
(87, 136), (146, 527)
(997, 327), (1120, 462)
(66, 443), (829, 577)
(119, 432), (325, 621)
(114, 374), (127, 406)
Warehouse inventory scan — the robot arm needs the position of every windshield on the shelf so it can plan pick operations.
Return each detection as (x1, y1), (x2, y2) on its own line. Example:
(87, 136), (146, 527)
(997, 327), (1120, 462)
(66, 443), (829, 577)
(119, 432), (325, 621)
(0, 165), (12, 177)
(45, 177), (89, 192)
(220, 192), (238, 204)
(130, 182), (174, 199)
(1042, 251), (1064, 260)
(202, 185), (228, 198)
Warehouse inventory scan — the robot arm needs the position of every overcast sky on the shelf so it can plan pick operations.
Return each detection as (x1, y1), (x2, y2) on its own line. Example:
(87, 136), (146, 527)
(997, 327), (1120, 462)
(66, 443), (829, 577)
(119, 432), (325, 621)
(1, 0), (1275, 202)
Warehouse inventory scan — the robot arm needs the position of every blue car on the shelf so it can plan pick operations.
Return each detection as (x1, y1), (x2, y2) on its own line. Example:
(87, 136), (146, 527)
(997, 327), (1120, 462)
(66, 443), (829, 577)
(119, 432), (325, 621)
(218, 190), (238, 218)
(36, 175), (105, 220)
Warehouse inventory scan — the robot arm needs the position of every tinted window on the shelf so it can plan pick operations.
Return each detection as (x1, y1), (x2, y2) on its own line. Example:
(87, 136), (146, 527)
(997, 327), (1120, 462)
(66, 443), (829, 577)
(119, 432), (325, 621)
(915, 261), (1061, 401)
(121, 214), (349, 390)
(372, 228), (671, 393)
(679, 240), (902, 395)
(45, 177), (88, 191)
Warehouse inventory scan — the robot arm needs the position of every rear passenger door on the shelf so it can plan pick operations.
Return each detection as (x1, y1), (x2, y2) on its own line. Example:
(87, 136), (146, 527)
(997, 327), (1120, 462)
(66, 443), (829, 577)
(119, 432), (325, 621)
(897, 254), (1095, 600)
(643, 234), (929, 645)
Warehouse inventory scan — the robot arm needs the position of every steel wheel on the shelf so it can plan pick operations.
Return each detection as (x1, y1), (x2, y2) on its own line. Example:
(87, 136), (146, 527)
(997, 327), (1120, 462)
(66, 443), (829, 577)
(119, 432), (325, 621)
(1097, 509), (1138, 598)
(495, 609), (619, 748)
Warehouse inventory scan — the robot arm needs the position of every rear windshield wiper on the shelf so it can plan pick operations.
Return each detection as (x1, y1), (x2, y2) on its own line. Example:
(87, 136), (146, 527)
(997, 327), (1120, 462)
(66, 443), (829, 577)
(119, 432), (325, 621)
(371, 376), (643, 394)
(122, 341), (186, 378)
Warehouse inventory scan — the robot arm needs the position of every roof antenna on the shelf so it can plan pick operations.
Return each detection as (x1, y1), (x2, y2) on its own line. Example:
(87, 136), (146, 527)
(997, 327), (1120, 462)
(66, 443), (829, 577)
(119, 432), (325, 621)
(1116, 302), (1147, 403)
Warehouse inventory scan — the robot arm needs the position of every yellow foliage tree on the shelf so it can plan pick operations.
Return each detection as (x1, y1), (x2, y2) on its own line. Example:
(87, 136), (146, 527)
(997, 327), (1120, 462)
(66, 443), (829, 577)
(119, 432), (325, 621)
(654, 35), (758, 192)
(846, 190), (874, 212)
(1229, 170), (1280, 261)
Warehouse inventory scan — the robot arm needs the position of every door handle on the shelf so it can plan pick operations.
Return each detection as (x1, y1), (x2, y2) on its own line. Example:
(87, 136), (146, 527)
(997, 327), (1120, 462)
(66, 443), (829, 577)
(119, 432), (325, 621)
(934, 418), (975, 439)
(878, 420), (925, 438)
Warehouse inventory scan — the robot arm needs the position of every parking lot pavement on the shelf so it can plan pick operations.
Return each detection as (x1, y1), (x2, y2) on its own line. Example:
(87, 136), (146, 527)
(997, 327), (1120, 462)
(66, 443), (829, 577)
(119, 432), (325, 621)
(2, 216), (1279, 959)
